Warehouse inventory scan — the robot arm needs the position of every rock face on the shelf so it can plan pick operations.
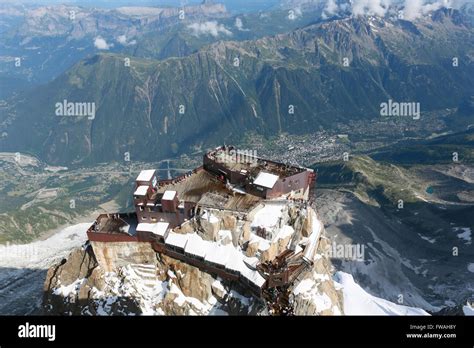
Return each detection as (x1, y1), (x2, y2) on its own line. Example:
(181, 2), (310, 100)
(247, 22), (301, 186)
(221, 215), (237, 231)
(43, 241), (260, 315)
(199, 216), (220, 241)
(90, 241), (156, 273)
(159, 254), (213, 303)
(43, 244), (142, 315)
(292, 238), (344, 315)
(300, 210), (313, 238)
(42, 204), (341, 315)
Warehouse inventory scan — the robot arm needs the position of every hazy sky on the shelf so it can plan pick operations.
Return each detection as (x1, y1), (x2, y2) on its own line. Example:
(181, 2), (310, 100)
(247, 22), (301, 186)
(0, 0), (282, 13)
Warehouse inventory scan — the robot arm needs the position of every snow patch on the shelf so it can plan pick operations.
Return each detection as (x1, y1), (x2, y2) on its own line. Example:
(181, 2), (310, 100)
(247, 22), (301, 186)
(454, 227), (472, 245)
(463, 304), (474, 316)
(418, 233), (436, 244)
(251, 203), (286, 230)
(0, 223), (90, 270)
(53, 278), (86, 297)
(293, 278), (333, 313)
(201, 211), (219, 223)
(333, 272), (429, 316)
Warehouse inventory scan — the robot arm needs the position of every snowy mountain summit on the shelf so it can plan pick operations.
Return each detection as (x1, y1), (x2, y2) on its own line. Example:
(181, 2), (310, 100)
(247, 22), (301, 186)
(41, 146), (428, 316)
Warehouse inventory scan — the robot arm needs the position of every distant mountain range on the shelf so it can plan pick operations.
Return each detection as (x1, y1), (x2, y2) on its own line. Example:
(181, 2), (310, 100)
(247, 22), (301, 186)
(0, 1), (324, 97)
(1, 7), (473, 165)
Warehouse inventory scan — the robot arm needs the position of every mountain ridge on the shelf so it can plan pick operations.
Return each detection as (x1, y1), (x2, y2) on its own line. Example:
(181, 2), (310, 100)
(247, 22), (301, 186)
(1, 7), (473, 165)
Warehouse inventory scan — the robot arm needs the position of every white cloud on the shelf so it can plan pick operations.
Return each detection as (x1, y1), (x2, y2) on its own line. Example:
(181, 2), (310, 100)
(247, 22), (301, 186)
(351, 0), (392, 17)
(117, 35), (127, 45)
(187, 21), (232, 37)
(116, 35), (137, 46)
(402, 0), (463, 20)
(93, 36), (112, 50)
(234, 17), (249, 31)
(403, 0), (423, 20)
(323, 0), (340, 18)
(330, 0), (466, 19)
(326, 0), (339, 14)
(289, 7), (303, 20)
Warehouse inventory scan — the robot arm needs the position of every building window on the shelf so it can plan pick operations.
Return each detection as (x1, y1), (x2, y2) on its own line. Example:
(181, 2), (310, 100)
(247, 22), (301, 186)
(139, 206), (144, 212)
(142, 216), (147, 220)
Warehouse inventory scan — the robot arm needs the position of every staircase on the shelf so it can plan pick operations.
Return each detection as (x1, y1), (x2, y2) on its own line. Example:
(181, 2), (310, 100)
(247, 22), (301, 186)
(122, 263), (164, 313)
